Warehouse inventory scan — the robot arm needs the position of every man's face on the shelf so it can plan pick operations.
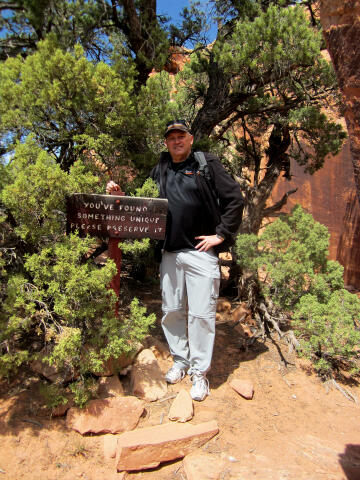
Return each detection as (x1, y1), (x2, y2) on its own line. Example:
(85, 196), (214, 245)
(165, 130), (194, 162)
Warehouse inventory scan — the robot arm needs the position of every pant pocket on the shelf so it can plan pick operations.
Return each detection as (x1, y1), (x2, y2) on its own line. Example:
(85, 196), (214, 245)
(210, 278), (220, 308)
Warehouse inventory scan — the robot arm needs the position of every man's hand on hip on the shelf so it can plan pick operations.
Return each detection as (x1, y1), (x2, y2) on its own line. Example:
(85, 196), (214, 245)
(195, 235), (224, 252)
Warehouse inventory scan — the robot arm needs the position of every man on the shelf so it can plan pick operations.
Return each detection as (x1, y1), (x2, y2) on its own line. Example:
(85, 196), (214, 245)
(107, 119), (244, 401)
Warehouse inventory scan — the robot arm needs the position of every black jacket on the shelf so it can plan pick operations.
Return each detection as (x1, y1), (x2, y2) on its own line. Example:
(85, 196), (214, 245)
(150, 151), (244, 254)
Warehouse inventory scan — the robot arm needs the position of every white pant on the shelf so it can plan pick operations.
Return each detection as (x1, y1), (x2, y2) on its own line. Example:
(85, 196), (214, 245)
(160, 249), (220, 375)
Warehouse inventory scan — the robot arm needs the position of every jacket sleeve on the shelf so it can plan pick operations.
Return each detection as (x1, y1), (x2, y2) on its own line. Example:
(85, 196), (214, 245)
(207, 154), (244, 239)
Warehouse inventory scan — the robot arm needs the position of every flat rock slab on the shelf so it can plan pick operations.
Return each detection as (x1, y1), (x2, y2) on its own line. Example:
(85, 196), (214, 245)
(116, 420), (219, 471)
(168, 389), (193, 422)
(229, 379), (254, 399)
(131, 348), (167, 401)
(183, 451), (227, 480)
(66, 396), (144, 434)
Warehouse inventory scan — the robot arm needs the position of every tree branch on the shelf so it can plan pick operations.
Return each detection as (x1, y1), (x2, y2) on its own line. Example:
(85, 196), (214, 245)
(263, 188), (298, 217)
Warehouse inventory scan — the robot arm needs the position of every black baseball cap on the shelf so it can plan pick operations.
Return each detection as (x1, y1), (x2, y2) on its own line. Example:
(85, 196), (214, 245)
(164, 119), (191, 137)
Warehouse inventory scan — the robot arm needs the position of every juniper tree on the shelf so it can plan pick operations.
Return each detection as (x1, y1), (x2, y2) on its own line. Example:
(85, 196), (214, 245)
(176, 0), (346, 235)
(0, 37), (179, 172)
(0, 0), (205, 87)
(0, 137), (156, 395)
(235, 205), (360, 381)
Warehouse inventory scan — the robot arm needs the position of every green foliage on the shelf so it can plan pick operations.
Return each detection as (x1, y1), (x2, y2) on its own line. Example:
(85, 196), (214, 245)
(2, 138), (99, 245)
(1, 230), (156, 380)
(0, 0), (112, 61)
(236, 205), (331, 309)
(38, 382), (68, 410)
(69, 377), (98, 408)
(133, 178), (159, 199)
(174, 1), (346, 237)
(0, 350), (29, 378)
(0, 38), (135, 169)
(293, 290), (360, 376)
(218, 4), (320, 77)
(0, 0), (353, 389)
(119, 177), (160, 276)
(1, 233), (116, 374)
(24, 234), (116, 323)
(289, 106), (347, 173)
(136, 71), (180, 157)
(235, 205), (360, 377)
(123, 298), (156, 343)
(168, 2), (208, 46)
(0, 138), (156, 383)
(234, 233), (259, 273)
(119, 238), (151, 257)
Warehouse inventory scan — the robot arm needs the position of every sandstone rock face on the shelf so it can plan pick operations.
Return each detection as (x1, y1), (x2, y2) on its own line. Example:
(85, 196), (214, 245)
(229, 379), (254, 400)
(30, 347), (76, 383)
(51, 397), (74, 417)
(103, 434), (118, 459)
(164, 47), (190, 75)
(94, 343), (142, 376)
(142, 335), (171, 360)
(131, 348), (167, 401)
(168, 389), (193, 423)
(270, 141), (360, 289)
(97, 375), (124, 398)
(320, 0), (360, 204)
(220, 265), (230, 283)
(66, 396), (144, 434)
(116, 420), (219, 471)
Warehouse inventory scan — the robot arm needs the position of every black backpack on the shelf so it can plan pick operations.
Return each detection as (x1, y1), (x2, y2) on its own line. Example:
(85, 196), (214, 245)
(194, 151), (235, 254)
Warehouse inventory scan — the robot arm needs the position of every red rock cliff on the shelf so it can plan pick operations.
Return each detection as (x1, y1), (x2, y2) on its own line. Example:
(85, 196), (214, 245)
(270, 140), (360, 290)
(320, 0), (360, 203)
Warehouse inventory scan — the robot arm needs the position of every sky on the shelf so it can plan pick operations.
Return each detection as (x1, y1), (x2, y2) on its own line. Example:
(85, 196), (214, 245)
(157, 0), (192, 20)
(156, 0), (217, 44)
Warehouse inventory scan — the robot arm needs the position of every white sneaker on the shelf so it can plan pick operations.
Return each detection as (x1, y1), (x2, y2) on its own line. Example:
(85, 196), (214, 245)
(165, 366), (186, 384)
(190, 373), (210, 401)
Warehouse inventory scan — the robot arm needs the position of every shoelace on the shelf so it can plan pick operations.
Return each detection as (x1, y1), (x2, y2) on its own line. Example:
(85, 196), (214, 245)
(191, 374), (210, 393)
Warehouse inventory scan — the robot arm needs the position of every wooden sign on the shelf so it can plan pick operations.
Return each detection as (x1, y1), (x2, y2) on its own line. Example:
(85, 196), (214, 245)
(66, 194), (167, 240)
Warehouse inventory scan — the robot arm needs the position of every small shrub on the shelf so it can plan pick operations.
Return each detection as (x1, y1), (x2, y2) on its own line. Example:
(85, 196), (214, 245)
(69, 377), (98, 408)
(235, 205), (360, 377)
(38, 382), (68, 410)
(293, 290), (360, 376)
(120, 177), (160, 279)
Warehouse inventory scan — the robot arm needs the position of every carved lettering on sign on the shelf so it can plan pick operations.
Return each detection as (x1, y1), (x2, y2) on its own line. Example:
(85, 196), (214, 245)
(66, 194), (167, 240)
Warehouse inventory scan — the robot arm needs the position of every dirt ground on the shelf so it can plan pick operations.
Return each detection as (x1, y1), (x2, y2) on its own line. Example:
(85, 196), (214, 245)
(1, 286), (360, 480)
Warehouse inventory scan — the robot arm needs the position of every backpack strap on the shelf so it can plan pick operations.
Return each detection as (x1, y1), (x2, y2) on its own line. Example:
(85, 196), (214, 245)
(194, 151), (212, 182)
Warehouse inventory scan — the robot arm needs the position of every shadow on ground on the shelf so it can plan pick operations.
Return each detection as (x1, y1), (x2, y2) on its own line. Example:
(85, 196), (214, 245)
(339, 444), (360, 480)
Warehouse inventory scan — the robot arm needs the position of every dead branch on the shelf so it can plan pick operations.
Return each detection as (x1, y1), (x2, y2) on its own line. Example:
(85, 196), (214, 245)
(259, 302), (283, 338)
(327, 378), (358, 404)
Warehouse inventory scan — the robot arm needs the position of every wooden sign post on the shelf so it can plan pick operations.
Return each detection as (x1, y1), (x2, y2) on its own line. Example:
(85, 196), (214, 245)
(109, 189), (125, 299)
(66, 193), (167, 313)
